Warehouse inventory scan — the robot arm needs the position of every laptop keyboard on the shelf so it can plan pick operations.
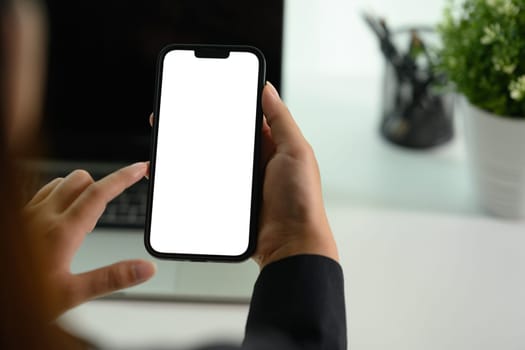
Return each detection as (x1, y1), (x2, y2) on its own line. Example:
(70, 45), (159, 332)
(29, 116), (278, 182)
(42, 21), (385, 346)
(98, 178), (148, 228)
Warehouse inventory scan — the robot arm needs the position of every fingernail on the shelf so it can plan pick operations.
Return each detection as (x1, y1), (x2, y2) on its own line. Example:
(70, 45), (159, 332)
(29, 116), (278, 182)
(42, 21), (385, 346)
(144, 162), (151, 180)
(130, 162), (147, 169)
(266, 81), (280, 100)
(133, 262), (156, 282)
(129, 162), (148, 175)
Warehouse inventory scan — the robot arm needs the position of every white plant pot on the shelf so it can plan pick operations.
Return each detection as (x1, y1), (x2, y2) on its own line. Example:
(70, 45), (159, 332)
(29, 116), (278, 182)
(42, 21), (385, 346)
(459, 96), (525, 219)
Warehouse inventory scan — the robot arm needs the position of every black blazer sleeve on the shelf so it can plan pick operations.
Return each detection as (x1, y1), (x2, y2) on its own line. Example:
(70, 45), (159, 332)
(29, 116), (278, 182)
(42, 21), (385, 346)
(196, 255), (346, 350)
(242, 254), (347, 350)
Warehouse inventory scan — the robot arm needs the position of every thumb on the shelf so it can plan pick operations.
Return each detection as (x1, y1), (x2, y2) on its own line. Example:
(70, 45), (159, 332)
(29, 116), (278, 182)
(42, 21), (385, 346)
(262, 82), (306, 151)
(74, 260), (156, 303)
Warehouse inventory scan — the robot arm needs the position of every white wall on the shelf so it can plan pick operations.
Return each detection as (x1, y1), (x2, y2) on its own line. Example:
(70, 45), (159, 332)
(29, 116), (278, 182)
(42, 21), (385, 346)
(283, 0), (447, 82)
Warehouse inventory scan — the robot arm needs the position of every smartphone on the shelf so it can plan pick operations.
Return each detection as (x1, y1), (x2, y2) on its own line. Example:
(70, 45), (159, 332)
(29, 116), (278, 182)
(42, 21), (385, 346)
(145, 45), (266, 262)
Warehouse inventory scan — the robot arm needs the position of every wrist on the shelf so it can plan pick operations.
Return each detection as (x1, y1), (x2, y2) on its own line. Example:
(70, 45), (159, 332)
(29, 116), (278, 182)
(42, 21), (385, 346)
(256, 234), (339, 270)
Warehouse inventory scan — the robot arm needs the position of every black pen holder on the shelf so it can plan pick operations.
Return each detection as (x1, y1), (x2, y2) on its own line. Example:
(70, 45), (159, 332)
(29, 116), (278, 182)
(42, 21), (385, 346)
(381, 28), (454, 149)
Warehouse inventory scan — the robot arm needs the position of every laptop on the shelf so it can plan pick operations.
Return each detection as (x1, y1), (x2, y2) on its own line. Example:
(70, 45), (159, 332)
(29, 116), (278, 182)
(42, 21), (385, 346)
(32, 0), (284, 302)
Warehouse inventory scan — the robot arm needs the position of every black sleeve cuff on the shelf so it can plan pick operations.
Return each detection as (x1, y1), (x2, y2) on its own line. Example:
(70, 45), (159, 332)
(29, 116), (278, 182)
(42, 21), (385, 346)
(243, 255), (347, 350)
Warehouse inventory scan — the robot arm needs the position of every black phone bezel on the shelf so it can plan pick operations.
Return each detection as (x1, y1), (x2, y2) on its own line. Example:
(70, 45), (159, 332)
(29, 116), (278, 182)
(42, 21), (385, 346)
(144, 44), (267, 262)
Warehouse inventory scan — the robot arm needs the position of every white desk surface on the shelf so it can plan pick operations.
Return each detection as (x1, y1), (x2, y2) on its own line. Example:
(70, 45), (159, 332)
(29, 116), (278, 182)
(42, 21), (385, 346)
(63, 206), (525, 350)
(62, 1), (525, 348)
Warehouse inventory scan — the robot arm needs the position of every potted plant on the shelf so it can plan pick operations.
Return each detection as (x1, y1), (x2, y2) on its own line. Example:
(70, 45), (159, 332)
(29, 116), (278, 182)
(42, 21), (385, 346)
(438, 0), (525, 219)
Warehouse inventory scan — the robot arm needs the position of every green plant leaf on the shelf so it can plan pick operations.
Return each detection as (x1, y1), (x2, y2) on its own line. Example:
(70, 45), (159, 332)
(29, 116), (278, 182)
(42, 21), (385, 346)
(437, 0), (525, 118)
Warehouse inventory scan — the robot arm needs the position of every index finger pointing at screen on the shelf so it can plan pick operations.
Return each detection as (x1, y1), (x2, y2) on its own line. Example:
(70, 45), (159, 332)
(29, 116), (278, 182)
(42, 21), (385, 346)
(65, 162), (148, 232)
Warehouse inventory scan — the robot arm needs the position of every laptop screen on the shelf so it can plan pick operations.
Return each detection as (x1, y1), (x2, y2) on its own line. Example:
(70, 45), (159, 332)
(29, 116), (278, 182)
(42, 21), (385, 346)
(41, 0), (284, 162)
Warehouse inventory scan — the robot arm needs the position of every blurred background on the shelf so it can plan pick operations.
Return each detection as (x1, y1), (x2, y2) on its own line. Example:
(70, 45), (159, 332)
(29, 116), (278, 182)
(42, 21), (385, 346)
(282, 0), (472, 214)
(40, 0), (471, 216)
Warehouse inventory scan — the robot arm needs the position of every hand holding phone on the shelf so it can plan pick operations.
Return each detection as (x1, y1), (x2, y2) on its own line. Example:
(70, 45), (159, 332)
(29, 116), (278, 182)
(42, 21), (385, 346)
(146, 44), (338, 265)
(252, 83), (339, 269)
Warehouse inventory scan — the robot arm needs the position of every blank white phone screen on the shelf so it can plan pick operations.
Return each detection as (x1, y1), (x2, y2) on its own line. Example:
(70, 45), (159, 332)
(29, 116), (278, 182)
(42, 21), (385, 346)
(150, 50), (260, 257)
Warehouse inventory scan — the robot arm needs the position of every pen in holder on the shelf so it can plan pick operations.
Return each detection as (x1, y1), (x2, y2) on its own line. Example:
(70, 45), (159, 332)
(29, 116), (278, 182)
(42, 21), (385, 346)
(364, 15), (454, 149)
